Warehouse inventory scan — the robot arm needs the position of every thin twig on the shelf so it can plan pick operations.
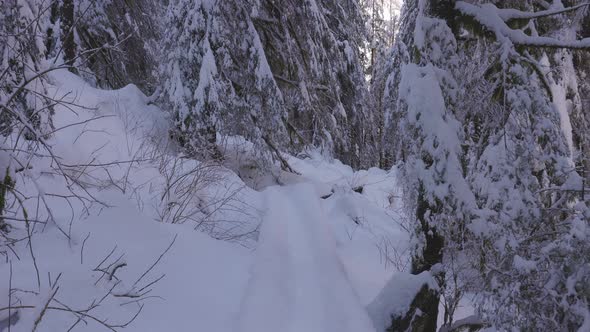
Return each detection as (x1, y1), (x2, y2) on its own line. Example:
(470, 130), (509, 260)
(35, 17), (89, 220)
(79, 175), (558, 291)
(8, 260), (12, 332)
(80, 232), (90, 265)
(132, 235), (177, 288)
(31, 286), (59, 332)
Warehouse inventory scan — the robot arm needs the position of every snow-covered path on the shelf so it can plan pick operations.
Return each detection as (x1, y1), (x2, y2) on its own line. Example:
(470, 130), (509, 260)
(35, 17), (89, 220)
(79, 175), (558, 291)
(1, 71), (409, 332)
(237, 184), (376, 332)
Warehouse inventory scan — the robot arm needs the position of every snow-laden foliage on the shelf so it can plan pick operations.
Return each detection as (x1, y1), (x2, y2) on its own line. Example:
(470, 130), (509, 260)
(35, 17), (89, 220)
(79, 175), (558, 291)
(0, 0), (53, 139)
(254, 0), (376, 168)
(0, 0), (55, 233)
(364, 0), (403, 169)
(382, 0), (590, 330)
(160, 0), (286, 161)
(41, 0), (163, 93)
(39, 0), (376, 169)
(159, 0), (375, 168)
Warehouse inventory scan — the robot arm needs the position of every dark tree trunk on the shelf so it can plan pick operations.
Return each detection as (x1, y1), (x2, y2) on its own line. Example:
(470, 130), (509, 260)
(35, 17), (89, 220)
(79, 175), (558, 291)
(386, 184), (444, 332)
(411, 185), (444, 274)
(408, 184), (444, 332)
(45, 1), (60, 57)
(60, 0), (77, 72)
(0, 169), (15, 233)
(388, 284), (440, 332)
(430, 0), (458, 33)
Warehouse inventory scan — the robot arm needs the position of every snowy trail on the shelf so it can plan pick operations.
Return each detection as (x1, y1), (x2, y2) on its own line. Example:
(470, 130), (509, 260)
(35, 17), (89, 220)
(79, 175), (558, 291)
(237, 183), (376, 332)
(0, 69), (409, 331)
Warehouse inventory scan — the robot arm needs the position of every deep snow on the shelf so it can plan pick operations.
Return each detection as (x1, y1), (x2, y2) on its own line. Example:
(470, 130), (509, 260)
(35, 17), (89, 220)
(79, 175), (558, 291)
(1, 70), (414, 331)
(238, 184), (376, 332)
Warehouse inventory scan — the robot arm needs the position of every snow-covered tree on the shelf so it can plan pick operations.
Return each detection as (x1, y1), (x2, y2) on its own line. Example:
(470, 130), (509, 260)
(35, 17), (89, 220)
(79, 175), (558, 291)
(251, 0), (376, 168)
(41, 0), (163, 92)
(160, 0), (287, 161)
(453, 1), (590, 329)
(362, 0), (402, 168)
(1, 0), (54, 139)
(160, 0), (376, 168)
(361, 0), (401, 72)
(379, 0), (590, 330)
(382, 1), (476, 329)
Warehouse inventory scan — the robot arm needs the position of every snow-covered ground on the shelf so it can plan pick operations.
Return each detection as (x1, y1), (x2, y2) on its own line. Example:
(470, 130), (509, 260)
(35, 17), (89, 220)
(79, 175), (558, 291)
(238, 184), (376, 332)
(1, 71), (414, 331)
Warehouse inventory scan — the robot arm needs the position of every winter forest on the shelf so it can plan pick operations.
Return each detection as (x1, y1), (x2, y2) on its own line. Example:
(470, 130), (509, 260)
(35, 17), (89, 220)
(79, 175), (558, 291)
(0, 0), (589, 331)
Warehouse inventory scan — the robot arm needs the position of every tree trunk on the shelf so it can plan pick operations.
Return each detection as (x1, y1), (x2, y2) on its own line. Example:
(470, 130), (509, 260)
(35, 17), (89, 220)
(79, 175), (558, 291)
(388, 284), (440, 332)
(409, 184), (444, 332)
(387, 185), (443, 332)
(60, 0), (77, 72)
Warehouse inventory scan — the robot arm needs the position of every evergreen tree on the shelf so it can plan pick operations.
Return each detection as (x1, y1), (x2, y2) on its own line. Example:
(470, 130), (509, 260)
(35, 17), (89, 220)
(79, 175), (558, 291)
(250, 0), (376, 168)
(1, 0), (54, 139)
(41, 0), (163, 91)
(380, 0), (590, 329)
(60, 0), (76, 71)
(161, 0), (375, 168)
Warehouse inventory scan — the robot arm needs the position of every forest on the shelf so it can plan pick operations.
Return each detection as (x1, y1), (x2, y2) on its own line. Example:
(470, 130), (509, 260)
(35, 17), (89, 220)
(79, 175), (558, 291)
(0, 0), (589, 331)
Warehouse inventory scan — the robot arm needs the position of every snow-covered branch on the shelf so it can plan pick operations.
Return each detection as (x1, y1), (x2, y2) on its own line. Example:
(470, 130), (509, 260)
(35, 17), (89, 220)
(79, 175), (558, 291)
(456, 2), (590, 49)
(496, 2), (590, 21)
